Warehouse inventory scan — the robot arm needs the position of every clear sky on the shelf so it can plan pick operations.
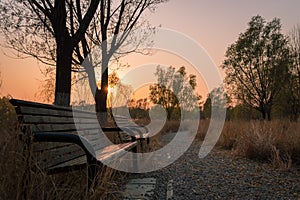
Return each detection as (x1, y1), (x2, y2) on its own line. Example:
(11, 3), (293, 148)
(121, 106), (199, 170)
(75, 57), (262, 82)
(1, 0), (300, 102)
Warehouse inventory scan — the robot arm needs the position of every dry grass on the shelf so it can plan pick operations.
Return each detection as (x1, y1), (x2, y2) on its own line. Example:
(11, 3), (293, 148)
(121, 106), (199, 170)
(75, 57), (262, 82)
(0, 98), (127, 200)
(217, 120), (300, 169)
(0, 130), (124, 200)
(147, 118), (300, 169)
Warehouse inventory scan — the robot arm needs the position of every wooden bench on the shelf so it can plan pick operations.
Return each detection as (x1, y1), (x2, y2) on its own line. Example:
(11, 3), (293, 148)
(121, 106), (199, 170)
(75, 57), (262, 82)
(10, 99), (149, 189)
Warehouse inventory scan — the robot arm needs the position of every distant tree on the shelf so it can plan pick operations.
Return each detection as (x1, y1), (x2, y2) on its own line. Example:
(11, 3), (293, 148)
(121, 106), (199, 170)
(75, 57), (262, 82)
(286, 25), (300, 121)
(222, 15), (290, 120)
(226, 104), (261, 121)
(127, 98), (150, 119)
(149, 66), (201, 120)
(136, 98), (150, 110)
(203, 86), (228, 119)
(0, 71), (17, 127)
(203, 95), (211, 119)
(107, 71), (133, 109)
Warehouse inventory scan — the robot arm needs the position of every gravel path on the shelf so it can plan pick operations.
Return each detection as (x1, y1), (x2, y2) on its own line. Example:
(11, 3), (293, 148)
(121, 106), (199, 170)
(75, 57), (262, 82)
(125, 135), (300, 200)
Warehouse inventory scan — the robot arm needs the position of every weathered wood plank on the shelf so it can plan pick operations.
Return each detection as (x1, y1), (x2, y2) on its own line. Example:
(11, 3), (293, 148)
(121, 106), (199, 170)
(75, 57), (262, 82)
(34, 138), (107, 163)
(31, 124), (101, 132)
(10, 99), (95, 114)
(37, 147), (86, 169)
(39, 142), (136, 170)
(47, 155), (87, 170)
(31, 124), (146, 137)
(33, 142), (72, 152)
(22, 115), (99, 124)
(17, 106), (98, 118)
(96, 142), (137, 161)
(33, 138), (108, 153)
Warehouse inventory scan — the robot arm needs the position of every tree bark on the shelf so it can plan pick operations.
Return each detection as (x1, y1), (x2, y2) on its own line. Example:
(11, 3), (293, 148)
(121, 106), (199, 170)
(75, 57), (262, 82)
(52, 1), (73, 106)
(98, 63), (109, 113)
(260, 106), (272, 121)
(96, 66), (109, 126)
(261, 109), (267, 120)
(54, 37), (73, 106)
(266, 108), (272, 121)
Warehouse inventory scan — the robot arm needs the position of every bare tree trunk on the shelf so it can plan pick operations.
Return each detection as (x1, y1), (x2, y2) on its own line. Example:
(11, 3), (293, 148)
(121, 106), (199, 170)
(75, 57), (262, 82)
(166, 107), (172, 121)
(53, 1), (72, 106)
(266, 108), (272, 121)
(259, 106), (272, 121)
(54, 38), (73, 106)
(96, 59), (109, 126)
(84, 58), (103, 113)
(290, 102), (299, 122)
(260, 108), (267, 120)
(98, 72), (109, 110)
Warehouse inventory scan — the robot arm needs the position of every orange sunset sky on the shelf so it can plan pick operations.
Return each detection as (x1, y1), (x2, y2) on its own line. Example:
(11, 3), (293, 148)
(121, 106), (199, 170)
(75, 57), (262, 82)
(1, 0), (300, 103)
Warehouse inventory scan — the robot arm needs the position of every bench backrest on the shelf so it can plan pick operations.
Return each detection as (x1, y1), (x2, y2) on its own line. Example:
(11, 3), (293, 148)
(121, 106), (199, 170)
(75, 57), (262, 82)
(10, 99), (111, 170)
(10, 99), (149, 170)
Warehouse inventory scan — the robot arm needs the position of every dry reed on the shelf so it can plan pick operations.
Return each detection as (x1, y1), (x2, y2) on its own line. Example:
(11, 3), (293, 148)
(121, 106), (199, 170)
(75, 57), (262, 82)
(217, 120), (300, 169)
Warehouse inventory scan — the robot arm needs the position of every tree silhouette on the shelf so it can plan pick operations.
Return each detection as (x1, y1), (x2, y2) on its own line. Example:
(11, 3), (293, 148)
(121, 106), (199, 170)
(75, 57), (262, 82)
(79, 0), (168, 114)
(222, 15), (291, 120)
(203, 86), (228, 119)
(287, 25), (300, 121)
(0, 0), (167, 110)
(0, 0), (100, 106)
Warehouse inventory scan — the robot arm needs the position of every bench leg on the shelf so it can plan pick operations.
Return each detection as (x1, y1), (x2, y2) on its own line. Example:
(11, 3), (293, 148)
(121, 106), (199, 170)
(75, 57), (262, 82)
(139, 138), (150, 152)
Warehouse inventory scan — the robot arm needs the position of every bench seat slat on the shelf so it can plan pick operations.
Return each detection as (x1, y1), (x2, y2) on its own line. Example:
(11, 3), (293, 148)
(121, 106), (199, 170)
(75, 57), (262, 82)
(47, 142), (137, 170)
(34, 140), (107, 169)
(33, 132), (132, 170)
(37, 147), (86, 169)
(33, 139), (108, 154)
(33, 142), (72, 152)
(48, 155), (87, 171)
(96, 142), (137, 161)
